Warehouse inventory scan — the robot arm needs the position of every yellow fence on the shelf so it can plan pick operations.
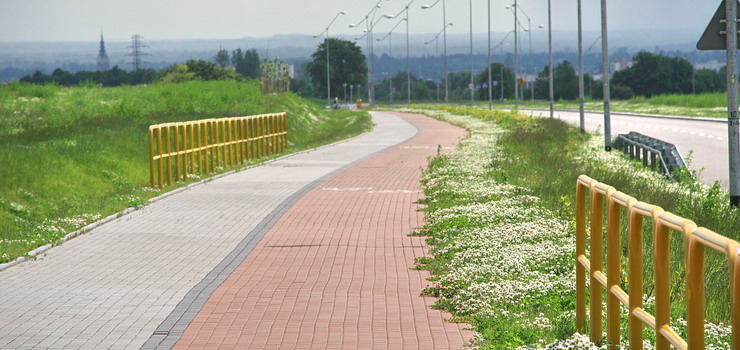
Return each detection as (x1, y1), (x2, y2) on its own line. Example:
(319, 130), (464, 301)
(575, 175), (739, 350)
(148, 113), (288, 189)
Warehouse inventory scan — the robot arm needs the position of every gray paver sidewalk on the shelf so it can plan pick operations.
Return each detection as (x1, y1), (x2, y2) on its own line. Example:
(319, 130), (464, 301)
(0, 112), (417, 350)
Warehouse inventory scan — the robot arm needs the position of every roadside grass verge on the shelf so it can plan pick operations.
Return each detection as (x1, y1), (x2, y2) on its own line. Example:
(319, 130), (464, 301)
(405, 105), (736, 349)
(0, 80), (372, 263)
(489, 92), (729, 118)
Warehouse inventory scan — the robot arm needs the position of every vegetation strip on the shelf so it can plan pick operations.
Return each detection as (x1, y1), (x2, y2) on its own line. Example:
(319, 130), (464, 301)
(0, 80), (372, 263)
(405, 106), (736, 349)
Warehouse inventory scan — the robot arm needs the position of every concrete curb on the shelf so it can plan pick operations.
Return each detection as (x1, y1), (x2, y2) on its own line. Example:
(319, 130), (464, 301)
(0, 127), (375, 273)
(517, 107), (727, 124)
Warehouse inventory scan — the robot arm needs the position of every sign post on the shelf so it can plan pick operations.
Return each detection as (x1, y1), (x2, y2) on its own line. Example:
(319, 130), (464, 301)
(697, 0), (740, 206)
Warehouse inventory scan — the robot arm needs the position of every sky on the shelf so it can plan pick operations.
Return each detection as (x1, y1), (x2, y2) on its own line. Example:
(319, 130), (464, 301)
(0, 0), (718, 43)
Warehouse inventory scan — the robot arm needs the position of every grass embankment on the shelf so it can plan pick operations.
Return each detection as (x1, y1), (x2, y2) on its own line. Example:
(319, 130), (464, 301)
(406, 105), (736, 349)
(0, 80), (373, 263)
(491, 92), (730, 118)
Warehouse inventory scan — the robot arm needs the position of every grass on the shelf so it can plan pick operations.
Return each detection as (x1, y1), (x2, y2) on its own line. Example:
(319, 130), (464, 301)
(401, 104), (737, 349)
(0, 80), (373, 263)
(489, 92), (730, 118)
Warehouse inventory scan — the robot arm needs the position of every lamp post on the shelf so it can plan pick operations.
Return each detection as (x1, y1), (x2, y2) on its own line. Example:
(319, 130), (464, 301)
(492, 31), (514, 102)
(577, 0), (585, 132)
(349, 1), (386, 105)
(422, 0), (448, 102)
(314, 10), (347, 107)
(469, 0), (474, 103)
(387, 0), (417, 105)
(377, 18), (405, 103)
(424, 37), (441, 101)
(547, 0), (553, 119)
(487, 0), (492, 110)
(509, 4), (538, 103)
(424, 23), (452, 102)
(601, 0), (612, 151)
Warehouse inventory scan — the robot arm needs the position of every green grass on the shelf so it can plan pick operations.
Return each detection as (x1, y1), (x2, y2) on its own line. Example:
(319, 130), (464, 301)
(402, 104), (736, 348)
(490, 92), (730, 118)
(0, 80), (373, 263)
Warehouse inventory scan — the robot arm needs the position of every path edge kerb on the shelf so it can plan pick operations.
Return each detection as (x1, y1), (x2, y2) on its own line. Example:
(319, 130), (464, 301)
(142, 112), (421, 350)
(0, 124), (379, 273)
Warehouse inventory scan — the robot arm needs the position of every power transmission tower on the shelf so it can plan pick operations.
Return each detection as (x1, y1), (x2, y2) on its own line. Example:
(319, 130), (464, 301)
(128, 34), (149, 70)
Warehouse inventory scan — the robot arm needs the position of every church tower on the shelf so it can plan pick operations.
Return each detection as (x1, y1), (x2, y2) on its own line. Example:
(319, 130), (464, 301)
(96, 33), (110, 71)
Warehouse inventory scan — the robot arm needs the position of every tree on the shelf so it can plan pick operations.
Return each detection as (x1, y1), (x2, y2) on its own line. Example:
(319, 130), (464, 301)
(215, 48), (230, 68)
(475, 63), (514, 101)
(534, 61), (579, 100)
(374, 72), (436, 102)
(694, 69), (724, 94)
(231, 48), (261, 79)
(305, 38), (367, 100)
(611, 52), (694, 97)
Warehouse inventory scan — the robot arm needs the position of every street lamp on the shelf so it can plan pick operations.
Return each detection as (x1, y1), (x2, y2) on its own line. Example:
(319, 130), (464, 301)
(508, 3), (540, 104)
(386, 0), (418, 105)
(505, 1), (519, 110)
(487, 0), (492, 110)
(349, 1), (386, 105)
(377, 18), (405, 103)
(601, 0), (612, 151)
(469, 0), (474, 103)
(424, 22), (453, 102)
(424, 37), (441, 101)
(547, 0), (553, 119)
(577, 0), (585, 132)
(422, 0), (448, 102)
(491, 31), (514, 102)
(314, 10), (347, 107)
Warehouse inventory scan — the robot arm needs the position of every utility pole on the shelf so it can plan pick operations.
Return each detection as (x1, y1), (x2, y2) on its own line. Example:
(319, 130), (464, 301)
(577, 0), (585, 131)
(600, 0), (612, 151)
(726, 0), (740, 206)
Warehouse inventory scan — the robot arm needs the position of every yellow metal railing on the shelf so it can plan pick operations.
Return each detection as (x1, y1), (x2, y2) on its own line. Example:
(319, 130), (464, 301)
(576, 175), (740, 350)
(148, 113), (288, 189)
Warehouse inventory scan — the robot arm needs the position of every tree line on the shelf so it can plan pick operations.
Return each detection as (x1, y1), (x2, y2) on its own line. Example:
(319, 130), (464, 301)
(298, 38), (727, 102)
(18, 47), (265, 87)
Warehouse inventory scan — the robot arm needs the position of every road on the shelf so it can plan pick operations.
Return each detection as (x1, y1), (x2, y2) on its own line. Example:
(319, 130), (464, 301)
(523, 108), (730, 188)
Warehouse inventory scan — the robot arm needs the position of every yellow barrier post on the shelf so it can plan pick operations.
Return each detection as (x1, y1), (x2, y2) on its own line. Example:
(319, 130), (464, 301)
(590, 182), (605, 342)
(148, 127), (155, 188)
(174, 124), (180, 182)
(156, 127), (164, 189)
(575, 176), (589, 334)
(165, 125), (172, 186)
(189, 123), (195, 175)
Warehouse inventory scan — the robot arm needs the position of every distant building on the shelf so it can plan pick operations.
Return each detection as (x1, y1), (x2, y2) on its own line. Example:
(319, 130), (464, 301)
(696, 60), (723, 71)
(610, 58), (633, 73)
(96, 33), (110, 71)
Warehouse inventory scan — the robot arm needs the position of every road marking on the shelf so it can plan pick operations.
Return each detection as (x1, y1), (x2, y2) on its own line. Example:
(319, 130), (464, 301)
(699, 133), (705, 137)
(719, 137), (725, 141)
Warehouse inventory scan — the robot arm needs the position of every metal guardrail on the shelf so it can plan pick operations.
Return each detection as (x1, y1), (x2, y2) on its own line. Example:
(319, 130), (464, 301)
(576, 175), (739, 350)
(613, 132), (686, 180)
(148, 113), (288, 189)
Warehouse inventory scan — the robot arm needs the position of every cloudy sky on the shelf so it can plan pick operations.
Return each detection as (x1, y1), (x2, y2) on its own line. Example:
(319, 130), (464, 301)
(0, 0), (717, 43)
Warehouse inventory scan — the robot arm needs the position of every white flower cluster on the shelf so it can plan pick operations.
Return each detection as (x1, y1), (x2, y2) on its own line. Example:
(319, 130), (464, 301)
(416, 109), (575, 335)
(517, 333), (604, 350)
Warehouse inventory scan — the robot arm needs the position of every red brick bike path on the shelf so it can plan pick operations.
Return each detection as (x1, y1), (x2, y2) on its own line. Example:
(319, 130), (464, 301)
(173, 112), (473, 349)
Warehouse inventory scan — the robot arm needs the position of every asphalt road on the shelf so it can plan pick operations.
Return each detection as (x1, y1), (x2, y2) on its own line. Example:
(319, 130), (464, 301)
(522, 108), (730, 188)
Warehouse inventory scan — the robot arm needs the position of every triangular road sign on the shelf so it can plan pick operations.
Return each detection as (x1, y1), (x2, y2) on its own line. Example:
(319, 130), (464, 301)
(697, 0), (740, 50)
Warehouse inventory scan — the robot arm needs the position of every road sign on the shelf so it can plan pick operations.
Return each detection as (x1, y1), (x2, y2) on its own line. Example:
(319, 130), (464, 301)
(517, 78), (526, 86)
(468, 83), (474, 90)
(356, 84), (361, 89)
(697, 0), (740, 50)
